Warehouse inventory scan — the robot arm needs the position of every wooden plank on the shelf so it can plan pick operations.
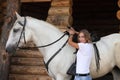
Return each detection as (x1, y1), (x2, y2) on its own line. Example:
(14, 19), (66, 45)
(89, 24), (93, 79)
(21, 0), (32, 2)
(0, 0), (20, 80)
(33, 0), (51, 2)
(118, 0), (120, 8)
(51, 0), (72, 7)
(13, 50), (42, 58)
(10, 65), (48, 75)
(48, 7), (72, 16)
(21, 0), (51, 2)
(47, 15), (72, 26)
(9, 74), (52, 80)
(116, 10), (120, 20)
(11, 57), (44, 66)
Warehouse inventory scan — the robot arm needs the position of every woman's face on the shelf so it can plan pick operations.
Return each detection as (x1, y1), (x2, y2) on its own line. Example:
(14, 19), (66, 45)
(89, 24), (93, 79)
(78, 32), (87, 43)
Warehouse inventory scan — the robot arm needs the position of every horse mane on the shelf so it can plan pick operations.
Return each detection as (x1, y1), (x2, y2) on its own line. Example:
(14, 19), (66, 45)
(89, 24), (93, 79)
(26, 16), (63, 34)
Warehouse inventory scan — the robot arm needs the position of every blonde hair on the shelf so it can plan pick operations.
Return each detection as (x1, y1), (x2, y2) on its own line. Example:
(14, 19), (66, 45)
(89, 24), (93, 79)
(78, 29), (92, 43)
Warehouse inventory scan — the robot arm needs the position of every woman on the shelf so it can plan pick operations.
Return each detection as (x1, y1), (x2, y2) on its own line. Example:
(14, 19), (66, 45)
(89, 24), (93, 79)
(67, 28), (93, 80)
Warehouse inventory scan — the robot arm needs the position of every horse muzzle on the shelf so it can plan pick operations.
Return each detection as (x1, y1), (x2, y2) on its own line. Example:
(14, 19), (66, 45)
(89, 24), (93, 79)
(6, 45), (17, 54)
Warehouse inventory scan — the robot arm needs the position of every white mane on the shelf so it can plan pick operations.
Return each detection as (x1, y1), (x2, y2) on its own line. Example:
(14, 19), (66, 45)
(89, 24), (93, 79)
(27, 16), (63, 34)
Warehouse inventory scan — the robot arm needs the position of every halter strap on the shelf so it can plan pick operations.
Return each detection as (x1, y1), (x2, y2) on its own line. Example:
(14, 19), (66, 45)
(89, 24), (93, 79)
(45, 37), (69, 71)
(93, 43), (100, 71)
(19, 31), (68, 49)
(16, 17), (27, 50)
(17, 17), (68, 49)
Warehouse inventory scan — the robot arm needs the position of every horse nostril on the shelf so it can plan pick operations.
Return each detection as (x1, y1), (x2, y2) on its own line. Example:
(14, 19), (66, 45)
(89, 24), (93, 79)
(6, 49), (8, 53)
(5, 46), (16, 54)
(5, 47), (9, 53)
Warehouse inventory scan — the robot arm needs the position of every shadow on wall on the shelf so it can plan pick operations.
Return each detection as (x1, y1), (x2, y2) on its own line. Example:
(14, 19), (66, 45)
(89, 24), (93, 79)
(21, 2), (51, 20)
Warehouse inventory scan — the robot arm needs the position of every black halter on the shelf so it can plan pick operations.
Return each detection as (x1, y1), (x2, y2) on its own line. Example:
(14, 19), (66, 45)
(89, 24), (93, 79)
(17, 17), (68, 49)
(16, 17), (27, 49)
(17, 17), (69, 71)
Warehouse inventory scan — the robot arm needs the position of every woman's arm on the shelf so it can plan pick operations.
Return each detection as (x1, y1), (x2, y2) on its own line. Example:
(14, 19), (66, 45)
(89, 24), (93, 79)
(67, 27), (79, 49)
(68, 35), (79, 49)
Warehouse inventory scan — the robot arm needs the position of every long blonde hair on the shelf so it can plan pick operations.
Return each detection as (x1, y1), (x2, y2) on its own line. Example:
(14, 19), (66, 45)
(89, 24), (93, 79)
(78, 29), (92, 43)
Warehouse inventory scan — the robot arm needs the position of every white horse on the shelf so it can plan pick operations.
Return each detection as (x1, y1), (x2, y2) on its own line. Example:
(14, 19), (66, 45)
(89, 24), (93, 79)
(5, 13), (120, 80)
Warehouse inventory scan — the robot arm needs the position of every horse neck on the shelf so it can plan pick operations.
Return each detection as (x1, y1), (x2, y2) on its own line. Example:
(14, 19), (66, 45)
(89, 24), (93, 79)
(27, 17), (68, 59)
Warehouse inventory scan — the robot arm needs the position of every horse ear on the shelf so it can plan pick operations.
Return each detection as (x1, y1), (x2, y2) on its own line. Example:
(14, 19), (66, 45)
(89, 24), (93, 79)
(15, 11), (21, 19)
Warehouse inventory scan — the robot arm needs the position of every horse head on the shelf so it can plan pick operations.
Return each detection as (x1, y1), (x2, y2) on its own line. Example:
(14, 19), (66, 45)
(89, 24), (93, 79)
(6, 12), (32, 54)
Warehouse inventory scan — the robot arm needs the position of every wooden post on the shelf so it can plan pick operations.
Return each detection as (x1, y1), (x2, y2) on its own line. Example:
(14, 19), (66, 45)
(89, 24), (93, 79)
(0, 1), (7, 35)
(117, 0), (120, 20)
(48, 7), (72, 15)
(51, 0), (72, 7)
(46, 0), (72, 31)
(118, 0), (120, 8)
(116, 10), (120, 20)
(117, 0), (120, 32)
(0, 0), (20, 80)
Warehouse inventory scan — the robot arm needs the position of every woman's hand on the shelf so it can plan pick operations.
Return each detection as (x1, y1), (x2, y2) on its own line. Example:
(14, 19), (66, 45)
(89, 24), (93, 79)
(67, 27), (75, 35)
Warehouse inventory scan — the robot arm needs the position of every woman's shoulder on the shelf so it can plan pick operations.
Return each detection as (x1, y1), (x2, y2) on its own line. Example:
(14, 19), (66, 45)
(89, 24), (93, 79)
(78, 43), (84, 45)
(78, 42), (92, 45)
(78, 43), (89, 47)
(78, 43), (93, 48)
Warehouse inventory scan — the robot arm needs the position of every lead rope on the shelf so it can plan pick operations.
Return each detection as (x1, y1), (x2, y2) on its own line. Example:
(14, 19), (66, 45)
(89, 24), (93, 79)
(20, 31), (68, 49)
(45, 34), (69, 71)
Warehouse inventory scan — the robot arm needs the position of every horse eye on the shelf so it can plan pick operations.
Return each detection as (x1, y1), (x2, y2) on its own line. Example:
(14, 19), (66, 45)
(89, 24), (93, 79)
(13, 29), (20, 33)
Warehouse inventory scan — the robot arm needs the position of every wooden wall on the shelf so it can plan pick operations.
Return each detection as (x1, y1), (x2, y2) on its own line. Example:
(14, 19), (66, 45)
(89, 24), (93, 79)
(72, 0), (120, 37)
(0, 1), (7, 35)
(9, 49), (52, 80)
(0, 0), (20, 80)
(9, 2), (52, 80)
